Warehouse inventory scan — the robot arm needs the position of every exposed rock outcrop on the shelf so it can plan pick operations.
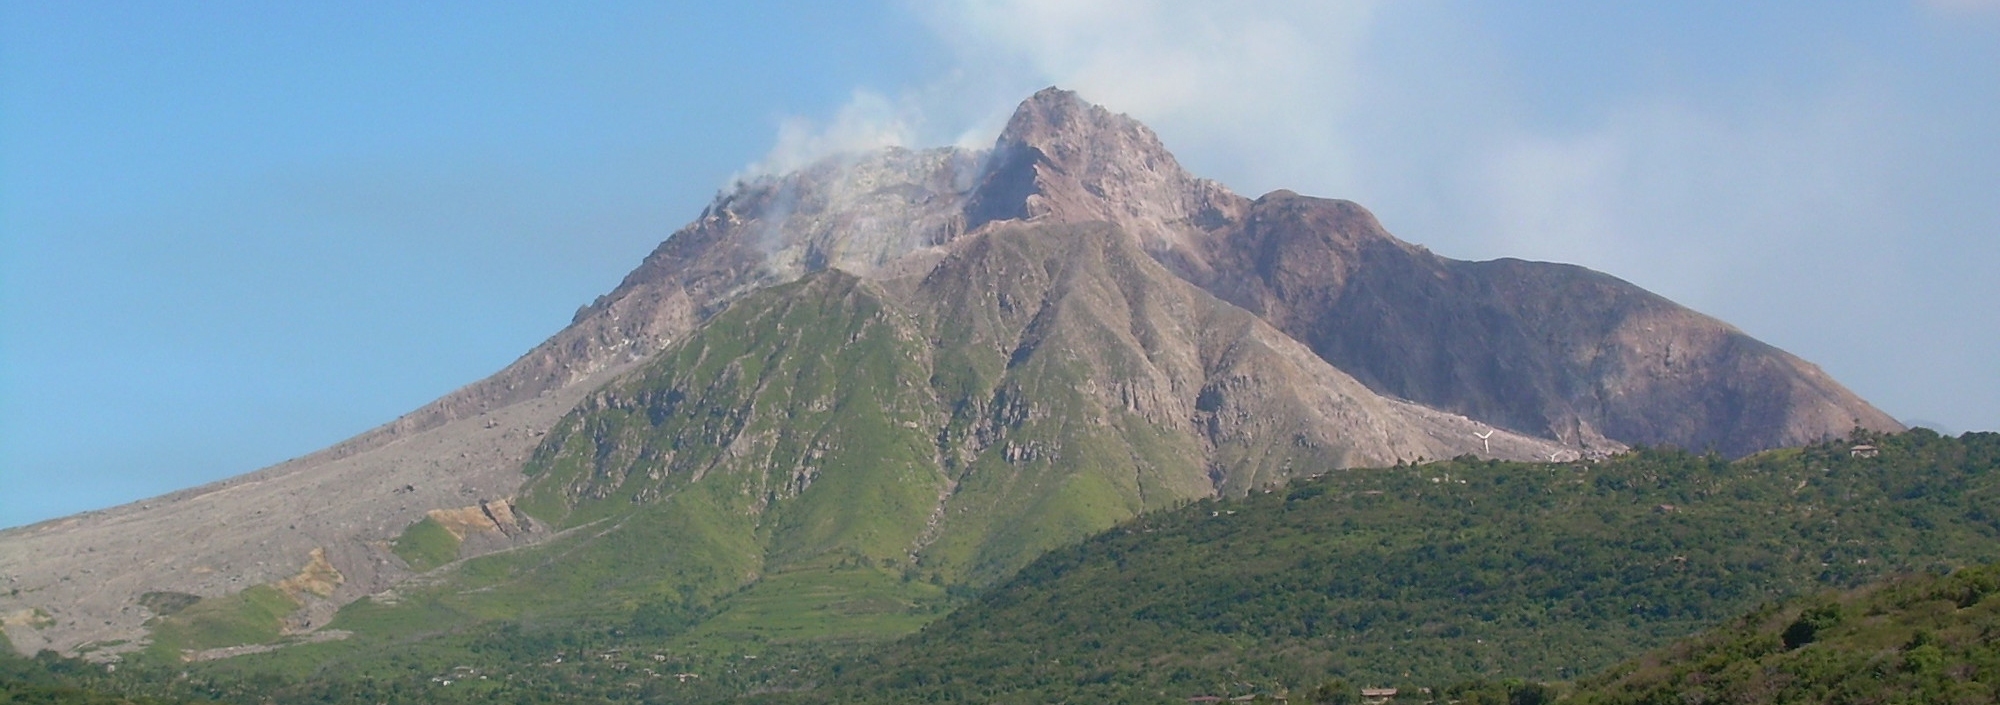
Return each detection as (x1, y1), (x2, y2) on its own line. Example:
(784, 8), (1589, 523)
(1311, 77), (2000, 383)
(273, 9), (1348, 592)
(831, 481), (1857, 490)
(1188, 191), (1902, 456)
(960, 88), (1900, 457)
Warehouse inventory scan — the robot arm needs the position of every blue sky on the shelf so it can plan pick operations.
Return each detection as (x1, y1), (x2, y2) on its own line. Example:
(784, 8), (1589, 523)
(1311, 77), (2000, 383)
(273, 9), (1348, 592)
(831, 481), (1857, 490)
(3, 1), (1996, 528)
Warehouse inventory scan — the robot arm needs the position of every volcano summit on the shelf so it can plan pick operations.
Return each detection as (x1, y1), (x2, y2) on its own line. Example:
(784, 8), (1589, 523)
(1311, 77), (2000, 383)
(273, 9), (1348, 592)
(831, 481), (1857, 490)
(0, 89), (1898, 659)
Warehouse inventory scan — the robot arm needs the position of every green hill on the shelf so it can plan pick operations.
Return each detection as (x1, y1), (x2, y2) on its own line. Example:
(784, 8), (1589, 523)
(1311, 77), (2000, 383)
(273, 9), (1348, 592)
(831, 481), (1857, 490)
(31, 430), (2000, 704)
(1, 641), (193, 705)
(797, 430), (2000, 702)
(1570, 561), (2000, 704)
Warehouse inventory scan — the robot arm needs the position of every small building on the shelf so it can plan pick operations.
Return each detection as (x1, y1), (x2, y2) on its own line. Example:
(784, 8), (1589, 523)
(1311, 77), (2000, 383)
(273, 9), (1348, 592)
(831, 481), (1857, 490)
(1362, 688), (1399, 702)
(1850, 444), (1880, 458)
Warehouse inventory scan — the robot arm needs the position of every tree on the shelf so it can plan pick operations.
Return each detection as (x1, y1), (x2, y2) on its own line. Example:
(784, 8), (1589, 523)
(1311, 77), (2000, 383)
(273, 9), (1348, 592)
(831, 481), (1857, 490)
(1309, 677), (1359, 705)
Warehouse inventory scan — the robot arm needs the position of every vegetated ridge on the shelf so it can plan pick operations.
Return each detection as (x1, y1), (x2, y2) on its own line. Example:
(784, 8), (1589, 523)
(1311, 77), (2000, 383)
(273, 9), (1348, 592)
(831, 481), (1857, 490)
(1570, 555), (2000, 704)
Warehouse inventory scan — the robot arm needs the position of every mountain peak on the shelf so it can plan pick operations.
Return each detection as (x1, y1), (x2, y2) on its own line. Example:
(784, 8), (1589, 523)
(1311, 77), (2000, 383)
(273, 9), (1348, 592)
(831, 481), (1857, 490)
(990, 86), (1180, 177)
(996, 87), (1138, 150)
(966, 87), (1244, 265)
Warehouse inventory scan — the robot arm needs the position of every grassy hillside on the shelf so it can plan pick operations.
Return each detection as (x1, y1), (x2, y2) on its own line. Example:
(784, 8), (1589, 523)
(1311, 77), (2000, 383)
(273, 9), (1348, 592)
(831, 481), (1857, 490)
(107, 273), (946, 683)
(1, 644), (195, 705)
(1570, 561), (2000, 704)
(35, 430), (2000, 704)
(252, 223), (1371, 664)
(142, 586), (297, 658)
(798, 430), (2000, 702)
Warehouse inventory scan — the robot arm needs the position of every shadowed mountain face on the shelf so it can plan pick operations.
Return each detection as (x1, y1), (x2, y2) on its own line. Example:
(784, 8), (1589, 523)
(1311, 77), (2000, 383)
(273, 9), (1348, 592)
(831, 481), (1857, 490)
(0, 87), (1897, 658)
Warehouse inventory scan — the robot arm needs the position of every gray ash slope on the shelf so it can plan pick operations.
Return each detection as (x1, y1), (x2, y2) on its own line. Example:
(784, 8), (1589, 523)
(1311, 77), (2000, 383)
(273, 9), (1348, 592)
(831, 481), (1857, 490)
(0, 87), (1898, 657)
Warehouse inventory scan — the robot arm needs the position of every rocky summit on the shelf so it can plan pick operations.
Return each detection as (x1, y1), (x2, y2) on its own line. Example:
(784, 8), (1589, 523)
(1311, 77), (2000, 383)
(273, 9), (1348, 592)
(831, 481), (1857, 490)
(0, 88), (1898, 659)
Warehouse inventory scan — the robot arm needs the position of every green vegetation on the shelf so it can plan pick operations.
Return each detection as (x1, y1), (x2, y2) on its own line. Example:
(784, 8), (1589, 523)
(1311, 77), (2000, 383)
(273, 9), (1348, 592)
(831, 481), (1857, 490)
(85, 273), (974, 693)
(517, 271), (945, 559)
(25, 430), (2000, 703)
(683, 569), (950, 644)
(798, 430), (2000, 702)
(163, 231), (1355, 689)
(221, 258), (1275, 674)
(143, 586), (298, 658)
(1, 647), (196, 704)
(388, 517), (459, 572)
(1571, 561), (2000, 704)
(265, 490), (761, 664)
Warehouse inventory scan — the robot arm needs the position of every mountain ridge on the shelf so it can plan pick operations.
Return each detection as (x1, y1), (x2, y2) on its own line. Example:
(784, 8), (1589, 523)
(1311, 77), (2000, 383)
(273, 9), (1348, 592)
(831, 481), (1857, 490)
(0, 87), (1899, 658)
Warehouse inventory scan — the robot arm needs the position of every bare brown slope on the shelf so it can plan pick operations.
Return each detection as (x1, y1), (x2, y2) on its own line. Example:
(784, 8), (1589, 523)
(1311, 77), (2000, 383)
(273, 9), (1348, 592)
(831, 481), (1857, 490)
(974, 88), (1901, 457)
(885, 219), (1566, 579)
(904, 220), (1565, 487)
(1191, 190), (1903, 456)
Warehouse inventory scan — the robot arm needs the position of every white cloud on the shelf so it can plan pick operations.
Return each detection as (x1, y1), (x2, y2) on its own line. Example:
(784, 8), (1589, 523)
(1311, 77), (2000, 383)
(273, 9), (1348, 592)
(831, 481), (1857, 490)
(745, 89), (920, 178)
(917, 0), (1381, 192)
(757, 1), (1383, 194)
(749, 1), (1998, 430)
(798, 2), (1911, 313)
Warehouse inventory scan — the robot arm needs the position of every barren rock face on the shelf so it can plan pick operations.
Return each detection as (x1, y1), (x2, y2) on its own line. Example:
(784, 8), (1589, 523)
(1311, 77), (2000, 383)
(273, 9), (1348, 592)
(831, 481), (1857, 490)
(958, 89), (1897, 456)
(0, 87), (1901, 657)
(967, 87), (1246, 281)
(1184, 190), (1903, 456)
(909, 221), (1562, 480)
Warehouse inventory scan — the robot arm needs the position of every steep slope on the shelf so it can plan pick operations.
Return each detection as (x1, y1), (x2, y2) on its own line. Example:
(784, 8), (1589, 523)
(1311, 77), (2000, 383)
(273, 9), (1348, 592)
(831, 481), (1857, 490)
(515, 220), (1559, 591)
(971, 88), (1901, 457)
(809, 430), (2000, 703)
(167, 224), (1554, 673)
(1192, 191), (1903, 456)
(0, 147), (981, 657)
(894, 221), (1559, 579)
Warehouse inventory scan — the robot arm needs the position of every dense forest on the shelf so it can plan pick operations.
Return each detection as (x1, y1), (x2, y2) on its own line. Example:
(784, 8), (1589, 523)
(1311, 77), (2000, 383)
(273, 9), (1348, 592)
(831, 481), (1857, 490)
(5, 430), (1996, 703)
(0, 633), (191, 705)
(1570, 561), (2000, 704)
(796, 429), (2000, 702)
